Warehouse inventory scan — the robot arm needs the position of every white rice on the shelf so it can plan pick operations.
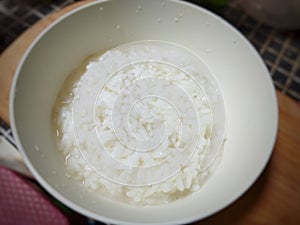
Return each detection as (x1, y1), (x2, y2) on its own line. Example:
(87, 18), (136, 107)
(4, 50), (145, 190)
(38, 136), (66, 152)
(53, 41), (223, 205)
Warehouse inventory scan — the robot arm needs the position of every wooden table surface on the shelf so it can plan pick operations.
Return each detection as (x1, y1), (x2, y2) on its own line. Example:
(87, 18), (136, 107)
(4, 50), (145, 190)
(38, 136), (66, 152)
(0, 1), (299, 224)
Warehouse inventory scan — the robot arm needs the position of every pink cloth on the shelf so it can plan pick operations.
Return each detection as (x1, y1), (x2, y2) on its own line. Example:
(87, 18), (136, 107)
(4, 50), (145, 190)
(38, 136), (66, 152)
(0, 167), (69, 225)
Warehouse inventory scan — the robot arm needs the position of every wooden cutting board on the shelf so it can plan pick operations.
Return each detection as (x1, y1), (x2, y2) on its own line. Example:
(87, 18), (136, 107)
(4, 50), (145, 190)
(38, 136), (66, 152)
(0, 1), (299, 224)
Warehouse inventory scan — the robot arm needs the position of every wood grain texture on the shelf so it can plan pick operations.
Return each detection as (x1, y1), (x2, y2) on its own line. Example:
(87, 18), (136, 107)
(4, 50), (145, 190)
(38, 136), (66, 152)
(0, 1), (299, 224)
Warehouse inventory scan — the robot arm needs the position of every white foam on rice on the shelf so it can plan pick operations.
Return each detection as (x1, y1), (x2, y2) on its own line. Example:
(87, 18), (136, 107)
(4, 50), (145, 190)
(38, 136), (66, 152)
(53, 41), (222, 205)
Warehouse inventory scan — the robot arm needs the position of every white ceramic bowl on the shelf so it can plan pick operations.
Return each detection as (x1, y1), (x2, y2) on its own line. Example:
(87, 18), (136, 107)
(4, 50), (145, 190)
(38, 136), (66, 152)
(10, 0), (278, 224)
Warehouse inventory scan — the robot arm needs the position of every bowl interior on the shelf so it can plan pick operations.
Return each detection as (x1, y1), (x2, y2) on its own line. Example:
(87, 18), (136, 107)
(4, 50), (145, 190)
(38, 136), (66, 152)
(11, 0), (278, 224)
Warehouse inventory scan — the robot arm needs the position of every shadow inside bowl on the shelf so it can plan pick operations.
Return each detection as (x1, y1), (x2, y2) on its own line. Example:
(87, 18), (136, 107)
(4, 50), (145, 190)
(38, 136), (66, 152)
(194, 159), (272, 225)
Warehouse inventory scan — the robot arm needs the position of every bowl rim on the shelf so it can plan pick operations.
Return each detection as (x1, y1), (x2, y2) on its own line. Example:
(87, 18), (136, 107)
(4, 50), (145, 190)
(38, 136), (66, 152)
(9, 0), (279, 224)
